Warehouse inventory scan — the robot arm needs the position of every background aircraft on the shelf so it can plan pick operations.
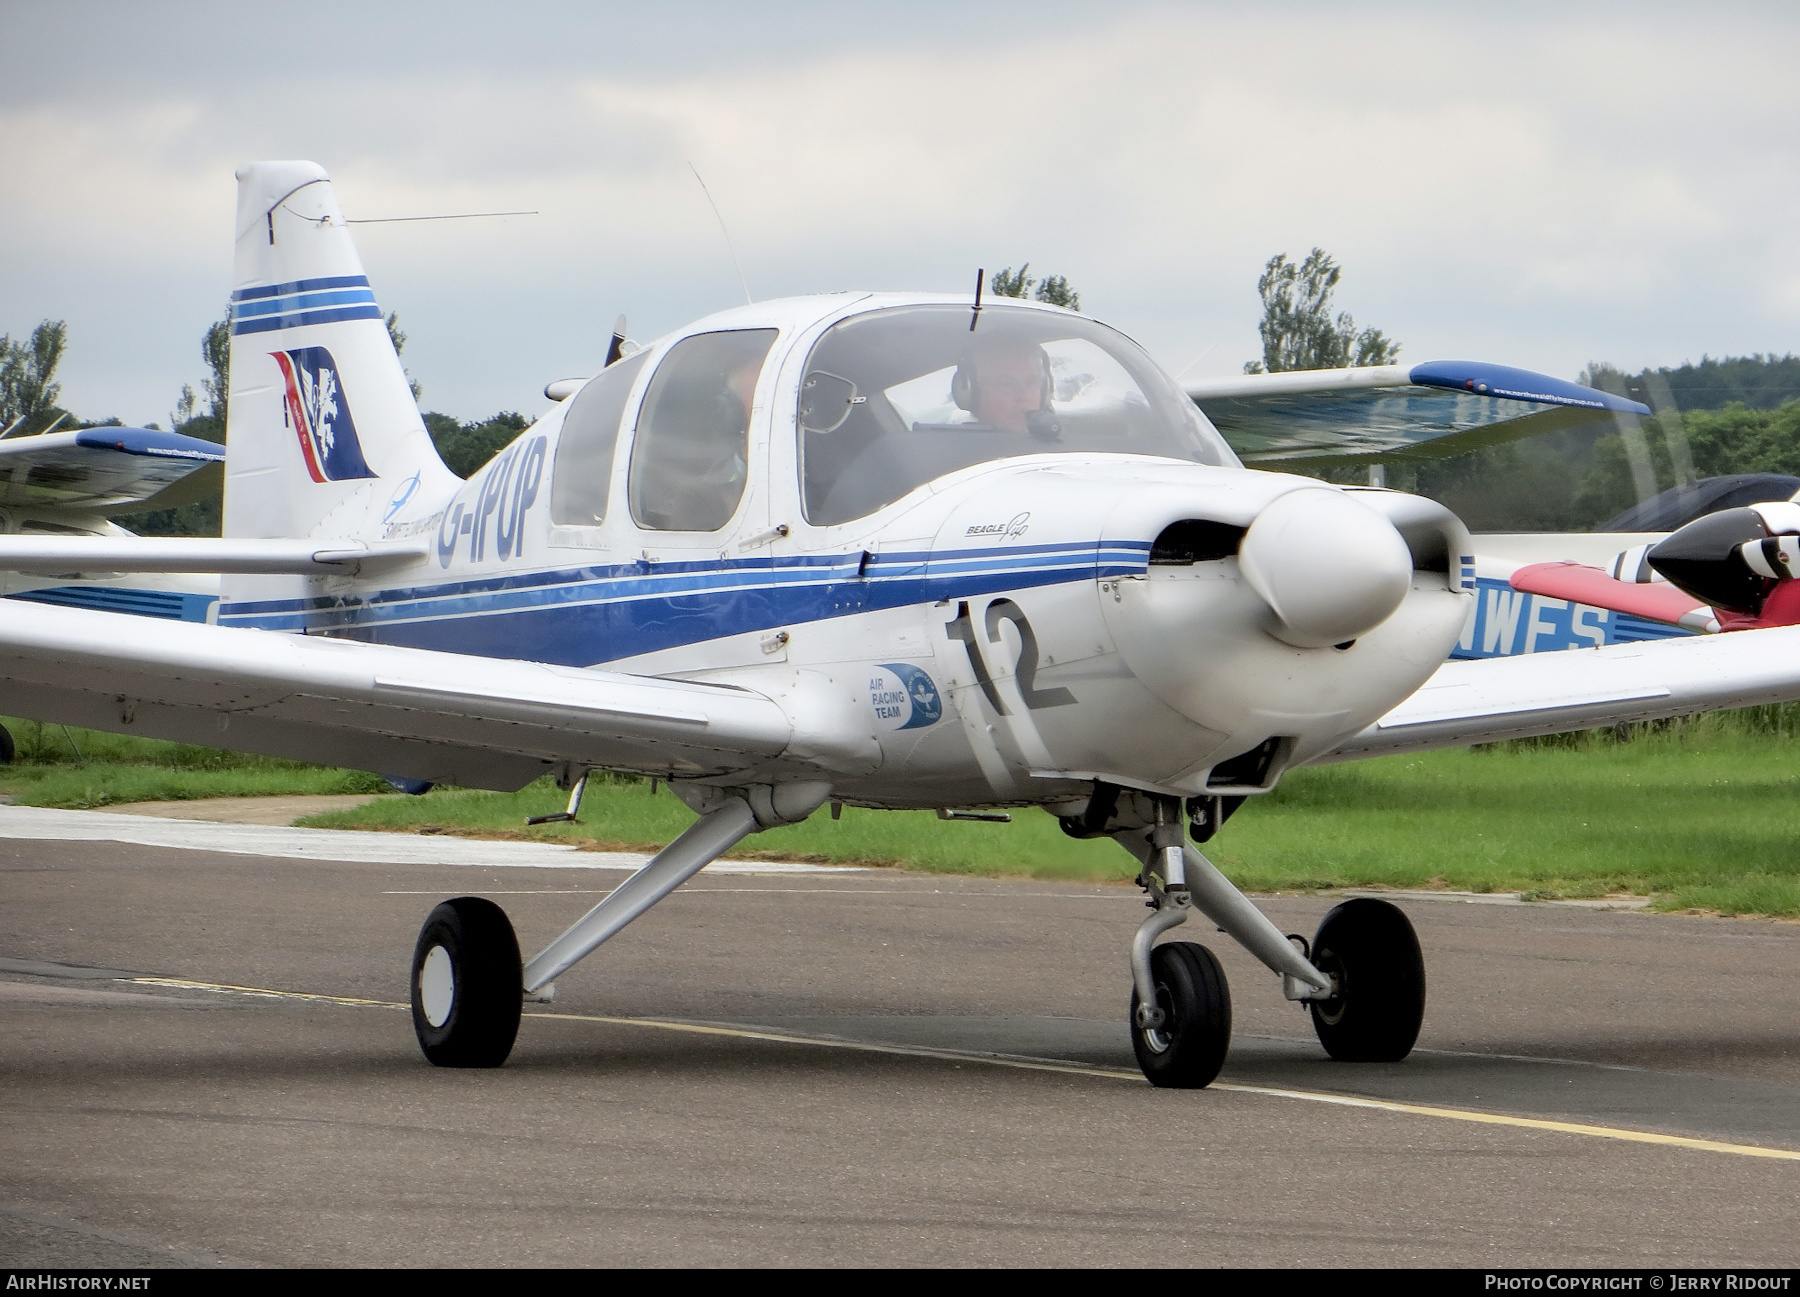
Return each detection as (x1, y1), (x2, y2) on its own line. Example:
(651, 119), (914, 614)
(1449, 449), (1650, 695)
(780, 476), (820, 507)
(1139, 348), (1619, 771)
(0, 418), (224, 761)
(0, 419), (223, 622)
(6, 161), (1800, 1089)
(1511, 497), (1800, 637)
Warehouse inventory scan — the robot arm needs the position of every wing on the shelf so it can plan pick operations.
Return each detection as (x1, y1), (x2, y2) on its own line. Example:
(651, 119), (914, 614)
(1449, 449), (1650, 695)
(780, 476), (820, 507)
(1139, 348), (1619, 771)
(0, 426), (224, 512)
(1510, 561), (1718, 633)
(1189, 362), (1650, 467)
(1317, 624), (1800, 762)
(0, 602), (841, 791)
(0, 535), (426, 575)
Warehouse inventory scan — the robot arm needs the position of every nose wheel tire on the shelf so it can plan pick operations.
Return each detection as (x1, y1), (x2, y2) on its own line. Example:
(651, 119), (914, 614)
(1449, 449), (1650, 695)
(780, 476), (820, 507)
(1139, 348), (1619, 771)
(411, 897), (523, 1068)
(1130, 940), (1232, 1089)
(1308, 898), (1426, 1062)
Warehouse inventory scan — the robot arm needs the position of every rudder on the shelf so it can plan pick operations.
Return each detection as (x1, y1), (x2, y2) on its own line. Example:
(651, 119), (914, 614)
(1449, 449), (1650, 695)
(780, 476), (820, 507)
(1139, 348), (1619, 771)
(224, 161), (453, 541)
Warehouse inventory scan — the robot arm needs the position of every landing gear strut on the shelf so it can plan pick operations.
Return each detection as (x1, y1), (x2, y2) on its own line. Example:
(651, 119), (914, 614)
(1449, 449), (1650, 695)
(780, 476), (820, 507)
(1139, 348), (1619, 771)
(1121, 800), (1234, 1088)
(408, 782), (832, 1069)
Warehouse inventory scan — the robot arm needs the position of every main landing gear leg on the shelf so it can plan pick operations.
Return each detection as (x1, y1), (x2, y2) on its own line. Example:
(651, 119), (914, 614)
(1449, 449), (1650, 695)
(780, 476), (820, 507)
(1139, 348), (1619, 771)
(409, 781), (832, 1069)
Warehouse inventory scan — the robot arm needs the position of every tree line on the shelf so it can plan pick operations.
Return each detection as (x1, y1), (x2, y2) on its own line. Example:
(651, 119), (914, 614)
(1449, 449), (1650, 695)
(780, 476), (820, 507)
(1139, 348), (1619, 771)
(7, 253), (1797, 537)
(1229, 247), (1800, 530)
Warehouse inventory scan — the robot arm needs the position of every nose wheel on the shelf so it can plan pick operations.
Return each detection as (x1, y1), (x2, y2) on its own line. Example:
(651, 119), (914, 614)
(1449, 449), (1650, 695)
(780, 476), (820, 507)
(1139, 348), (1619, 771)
(411, 897), (523, 1068)
(1307, 898), (1426, 1062)
(1130, 940), (1232, 1088)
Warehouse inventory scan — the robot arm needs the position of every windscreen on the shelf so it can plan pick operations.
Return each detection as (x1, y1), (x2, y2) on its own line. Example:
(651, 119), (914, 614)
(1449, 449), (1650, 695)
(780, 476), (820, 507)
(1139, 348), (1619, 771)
(798, 304), (1238, 525)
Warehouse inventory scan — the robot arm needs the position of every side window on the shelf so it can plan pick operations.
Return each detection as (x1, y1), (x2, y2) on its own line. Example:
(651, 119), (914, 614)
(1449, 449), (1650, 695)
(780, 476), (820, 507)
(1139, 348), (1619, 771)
(550, 350), (650, 526)
(629, 329), (776, 532)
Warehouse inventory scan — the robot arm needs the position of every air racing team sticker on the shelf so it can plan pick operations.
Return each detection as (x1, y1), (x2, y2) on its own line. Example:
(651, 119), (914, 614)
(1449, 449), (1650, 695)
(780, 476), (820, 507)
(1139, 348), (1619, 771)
(869, 663), (942, 731)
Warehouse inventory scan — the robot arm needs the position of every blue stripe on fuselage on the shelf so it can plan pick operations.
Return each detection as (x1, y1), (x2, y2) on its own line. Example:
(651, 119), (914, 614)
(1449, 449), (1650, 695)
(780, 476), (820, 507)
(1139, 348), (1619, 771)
(218, 541), (1151, 666)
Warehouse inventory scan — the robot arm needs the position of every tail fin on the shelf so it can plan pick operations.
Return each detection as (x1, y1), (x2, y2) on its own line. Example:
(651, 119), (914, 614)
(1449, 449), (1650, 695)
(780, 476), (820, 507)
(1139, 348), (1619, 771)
(224, 161), (452, 540)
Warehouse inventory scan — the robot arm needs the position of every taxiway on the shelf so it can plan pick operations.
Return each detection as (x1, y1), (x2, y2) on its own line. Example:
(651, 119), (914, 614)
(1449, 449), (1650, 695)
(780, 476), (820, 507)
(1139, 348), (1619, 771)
(2, 817), (1797, 1267)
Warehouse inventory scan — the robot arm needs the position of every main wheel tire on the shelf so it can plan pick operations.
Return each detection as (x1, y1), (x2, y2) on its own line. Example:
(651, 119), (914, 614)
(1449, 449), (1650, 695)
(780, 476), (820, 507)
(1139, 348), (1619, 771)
(1130, 940), (1232, 1089)
(411, 897), (523, 1068)
(1308, 898), (1426, 1062)
(0, 723), (13, 765)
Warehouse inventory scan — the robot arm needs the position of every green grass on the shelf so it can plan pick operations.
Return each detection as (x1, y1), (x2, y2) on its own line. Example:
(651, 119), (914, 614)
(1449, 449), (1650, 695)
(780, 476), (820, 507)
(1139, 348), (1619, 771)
(0, 717), (394, 808)
(295, 709), (1800, 916)
(6, 710), (1800, 917)
(297, 775), (1136, 877)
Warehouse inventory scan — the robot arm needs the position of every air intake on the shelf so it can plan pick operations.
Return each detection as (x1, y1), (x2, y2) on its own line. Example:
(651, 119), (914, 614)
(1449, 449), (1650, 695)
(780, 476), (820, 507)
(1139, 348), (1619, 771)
(1149, 519), (1245, 565)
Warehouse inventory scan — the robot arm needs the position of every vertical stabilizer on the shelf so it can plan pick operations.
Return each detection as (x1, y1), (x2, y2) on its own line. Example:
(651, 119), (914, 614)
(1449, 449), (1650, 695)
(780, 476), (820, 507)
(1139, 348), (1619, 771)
(224, 161), (452, 542)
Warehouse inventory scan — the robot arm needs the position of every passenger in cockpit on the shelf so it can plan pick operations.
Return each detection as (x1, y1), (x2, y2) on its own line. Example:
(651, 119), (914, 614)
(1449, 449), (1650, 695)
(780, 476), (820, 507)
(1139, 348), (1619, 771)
(953, 337), (1054, 434)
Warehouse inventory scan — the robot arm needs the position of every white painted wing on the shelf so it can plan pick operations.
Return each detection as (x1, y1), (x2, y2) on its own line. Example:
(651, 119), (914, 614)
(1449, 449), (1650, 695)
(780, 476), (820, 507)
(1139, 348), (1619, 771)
(1317, 624), (1800, 763)
(0, 536), (427, 575)
(0, 603), (796, 791)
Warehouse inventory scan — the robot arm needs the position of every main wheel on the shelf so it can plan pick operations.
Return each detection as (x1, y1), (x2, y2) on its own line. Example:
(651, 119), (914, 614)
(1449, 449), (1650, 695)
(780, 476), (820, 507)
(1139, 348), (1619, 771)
(1308, 898), (1426, 1062)
(411, 897), (523, 1068)
(0, 723), (13, 765)
(1130, 940), (1232, 1088)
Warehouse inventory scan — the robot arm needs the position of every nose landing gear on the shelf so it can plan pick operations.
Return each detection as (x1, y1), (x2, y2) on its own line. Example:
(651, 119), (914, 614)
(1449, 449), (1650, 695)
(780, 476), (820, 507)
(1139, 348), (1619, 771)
(1131, 940), (1232, 1088)
(1122, 808), (1233, 1089)
(1095, 785), (1424, 1087)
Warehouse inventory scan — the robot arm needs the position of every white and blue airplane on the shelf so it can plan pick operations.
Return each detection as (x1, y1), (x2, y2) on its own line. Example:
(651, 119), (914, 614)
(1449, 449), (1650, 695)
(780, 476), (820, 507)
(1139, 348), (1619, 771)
(4, 160), (1798, 1088)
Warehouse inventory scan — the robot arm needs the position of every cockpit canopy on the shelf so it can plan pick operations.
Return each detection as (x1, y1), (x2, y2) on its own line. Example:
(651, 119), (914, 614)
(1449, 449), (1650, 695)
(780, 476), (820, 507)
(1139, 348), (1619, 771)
(798, 304), (1239, 525)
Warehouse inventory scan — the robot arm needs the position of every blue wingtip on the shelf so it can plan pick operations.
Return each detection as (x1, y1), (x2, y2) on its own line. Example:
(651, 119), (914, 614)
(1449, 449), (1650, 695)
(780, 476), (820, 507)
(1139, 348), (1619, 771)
(1407, 361), (1651, 417)
(73, 427), (227, 462)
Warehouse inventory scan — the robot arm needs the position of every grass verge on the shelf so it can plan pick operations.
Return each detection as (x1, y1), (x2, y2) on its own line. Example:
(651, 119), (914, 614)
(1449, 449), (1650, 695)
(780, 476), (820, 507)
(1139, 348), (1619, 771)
(297, 712), (1800, 916)
(0, 717), (394, 808)
(5, 710), (1799, 916)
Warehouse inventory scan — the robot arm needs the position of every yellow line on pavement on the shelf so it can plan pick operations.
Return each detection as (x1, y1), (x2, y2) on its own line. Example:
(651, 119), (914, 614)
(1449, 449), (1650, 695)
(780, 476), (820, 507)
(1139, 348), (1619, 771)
(115, 975), (1800, 1162)
(533, 1011), (1800, 1163)
(528, 1009), (1136, 1079)
(130, 976), (402, 1009)
(1205, 1083), (1800, 1162)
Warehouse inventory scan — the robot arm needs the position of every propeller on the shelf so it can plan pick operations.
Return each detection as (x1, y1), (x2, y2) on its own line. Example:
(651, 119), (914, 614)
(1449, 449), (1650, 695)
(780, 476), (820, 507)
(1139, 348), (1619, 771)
(1238, 488), (1413, 648)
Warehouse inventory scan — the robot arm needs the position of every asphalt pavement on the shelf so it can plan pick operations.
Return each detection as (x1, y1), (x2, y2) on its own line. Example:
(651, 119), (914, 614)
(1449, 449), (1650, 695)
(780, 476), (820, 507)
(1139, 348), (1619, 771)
(2, 821), (1798, 1268)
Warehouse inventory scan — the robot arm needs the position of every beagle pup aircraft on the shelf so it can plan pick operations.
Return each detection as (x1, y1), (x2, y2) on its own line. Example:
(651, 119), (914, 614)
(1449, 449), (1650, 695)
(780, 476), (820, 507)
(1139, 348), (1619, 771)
(6, 161), (1800, 1089)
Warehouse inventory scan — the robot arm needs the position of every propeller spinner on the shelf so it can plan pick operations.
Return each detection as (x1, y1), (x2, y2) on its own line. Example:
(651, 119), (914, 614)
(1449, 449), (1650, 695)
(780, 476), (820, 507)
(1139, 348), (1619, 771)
(1649, 501), (1800, 619)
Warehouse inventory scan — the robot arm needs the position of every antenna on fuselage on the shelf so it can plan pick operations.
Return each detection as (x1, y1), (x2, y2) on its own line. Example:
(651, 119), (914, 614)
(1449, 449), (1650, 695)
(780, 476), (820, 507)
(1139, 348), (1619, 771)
(969, 267), (984, 332)
(604, 315), (627, 367)
(687, 162), (753, 307)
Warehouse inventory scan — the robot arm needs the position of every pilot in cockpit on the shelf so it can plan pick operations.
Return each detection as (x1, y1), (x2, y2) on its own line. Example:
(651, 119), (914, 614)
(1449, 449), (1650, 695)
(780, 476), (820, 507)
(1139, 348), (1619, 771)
(952, 336), (1060, 438)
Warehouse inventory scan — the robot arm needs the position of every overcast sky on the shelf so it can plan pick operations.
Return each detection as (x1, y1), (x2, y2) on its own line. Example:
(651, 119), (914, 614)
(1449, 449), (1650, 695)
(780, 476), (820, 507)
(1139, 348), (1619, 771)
(3, 0), (1796, 425)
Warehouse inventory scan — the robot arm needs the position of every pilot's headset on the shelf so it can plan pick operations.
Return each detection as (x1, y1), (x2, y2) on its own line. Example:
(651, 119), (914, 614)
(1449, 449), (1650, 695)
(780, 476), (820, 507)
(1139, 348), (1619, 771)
(951, 343), (1062, 440)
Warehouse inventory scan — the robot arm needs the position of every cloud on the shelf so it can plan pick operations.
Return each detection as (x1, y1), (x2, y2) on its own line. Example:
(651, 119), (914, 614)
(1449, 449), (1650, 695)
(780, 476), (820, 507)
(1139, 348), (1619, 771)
(2, 2), (1795, 422)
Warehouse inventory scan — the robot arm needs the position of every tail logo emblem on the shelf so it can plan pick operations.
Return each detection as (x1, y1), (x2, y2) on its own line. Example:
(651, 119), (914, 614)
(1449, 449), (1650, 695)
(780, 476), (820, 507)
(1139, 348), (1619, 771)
(272, 347), (376, 482)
